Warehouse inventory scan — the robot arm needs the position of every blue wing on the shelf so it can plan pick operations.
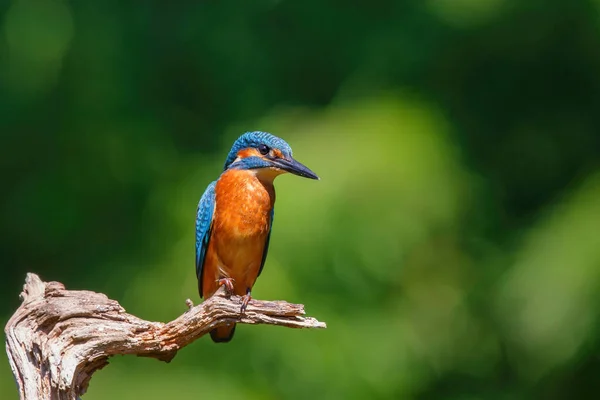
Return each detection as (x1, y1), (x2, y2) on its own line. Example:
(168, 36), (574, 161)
(195, 181), (217, 297)
(257, 208), (274, 277)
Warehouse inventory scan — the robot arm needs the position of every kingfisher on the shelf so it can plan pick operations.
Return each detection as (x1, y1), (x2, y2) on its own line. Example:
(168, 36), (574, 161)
(195, 131), (319, 343)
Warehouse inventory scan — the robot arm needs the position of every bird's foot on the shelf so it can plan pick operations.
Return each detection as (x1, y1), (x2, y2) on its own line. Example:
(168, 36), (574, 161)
(240, 290), (252, 313)
(217, 278), (235, 294)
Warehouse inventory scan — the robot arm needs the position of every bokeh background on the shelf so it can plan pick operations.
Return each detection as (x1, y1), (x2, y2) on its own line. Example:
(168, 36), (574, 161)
(2, 1), (600, 399)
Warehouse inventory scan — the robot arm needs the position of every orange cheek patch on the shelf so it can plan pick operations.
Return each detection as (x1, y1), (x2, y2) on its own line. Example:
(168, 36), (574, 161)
(237, 148), (261, 158)
(272, 149), (283, 159)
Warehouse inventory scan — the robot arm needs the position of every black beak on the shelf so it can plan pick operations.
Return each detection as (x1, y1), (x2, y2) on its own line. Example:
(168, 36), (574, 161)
(273, 157), (319, 180)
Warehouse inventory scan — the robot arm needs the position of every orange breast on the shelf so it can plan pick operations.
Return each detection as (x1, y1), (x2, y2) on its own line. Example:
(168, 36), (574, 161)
(202, 169), (275, 297)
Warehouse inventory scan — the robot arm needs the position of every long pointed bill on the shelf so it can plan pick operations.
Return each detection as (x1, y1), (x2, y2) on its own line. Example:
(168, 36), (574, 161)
(273, 157), (319, 180)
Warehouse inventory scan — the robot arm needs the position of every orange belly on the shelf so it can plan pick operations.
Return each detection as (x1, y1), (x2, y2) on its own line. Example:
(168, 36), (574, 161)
(202, 169), (275, 298)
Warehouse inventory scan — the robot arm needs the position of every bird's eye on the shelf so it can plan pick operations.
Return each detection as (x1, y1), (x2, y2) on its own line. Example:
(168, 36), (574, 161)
(258, 144), (270, 155)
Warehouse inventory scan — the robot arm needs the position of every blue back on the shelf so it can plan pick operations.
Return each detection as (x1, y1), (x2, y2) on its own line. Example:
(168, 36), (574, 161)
(195, 181), (216, 296)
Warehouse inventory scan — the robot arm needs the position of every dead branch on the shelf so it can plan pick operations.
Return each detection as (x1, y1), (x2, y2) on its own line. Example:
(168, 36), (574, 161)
(4, 273), (326, 400)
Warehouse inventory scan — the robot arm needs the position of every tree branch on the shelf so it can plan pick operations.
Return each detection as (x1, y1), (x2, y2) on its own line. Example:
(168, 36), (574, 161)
(4, 273), (326, 400)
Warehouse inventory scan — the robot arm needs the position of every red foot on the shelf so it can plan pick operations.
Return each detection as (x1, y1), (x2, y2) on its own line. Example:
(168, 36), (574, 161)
(217, 278), (235, 294)
(240, 293), (252, 313)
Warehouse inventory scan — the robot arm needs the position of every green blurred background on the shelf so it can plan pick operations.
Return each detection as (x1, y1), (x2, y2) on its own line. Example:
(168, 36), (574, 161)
(2, 0), (600, 399)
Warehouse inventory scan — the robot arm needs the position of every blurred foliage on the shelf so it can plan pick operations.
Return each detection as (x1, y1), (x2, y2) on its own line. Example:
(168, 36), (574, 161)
(2, 0), (600, 399)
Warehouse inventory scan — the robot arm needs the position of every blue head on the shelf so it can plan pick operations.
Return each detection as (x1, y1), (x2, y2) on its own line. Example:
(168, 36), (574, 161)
(224, 131), (319, 180)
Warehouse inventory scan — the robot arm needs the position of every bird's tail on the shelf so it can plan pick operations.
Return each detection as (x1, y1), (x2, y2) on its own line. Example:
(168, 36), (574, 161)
(210, 323), (236, 343)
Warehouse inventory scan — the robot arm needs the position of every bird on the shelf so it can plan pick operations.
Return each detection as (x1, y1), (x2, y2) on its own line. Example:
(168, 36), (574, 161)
(195, 131), (319, 343)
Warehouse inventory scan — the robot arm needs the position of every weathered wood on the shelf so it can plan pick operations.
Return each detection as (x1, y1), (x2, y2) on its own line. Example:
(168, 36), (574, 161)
(4, 273), (326, 400)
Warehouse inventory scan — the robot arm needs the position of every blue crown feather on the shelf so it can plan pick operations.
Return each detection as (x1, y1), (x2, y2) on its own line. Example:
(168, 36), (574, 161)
(224, 131), (293, 170)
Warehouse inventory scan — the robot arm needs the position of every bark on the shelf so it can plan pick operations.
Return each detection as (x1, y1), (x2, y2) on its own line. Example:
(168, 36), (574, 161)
(4, 273), (326, 400)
